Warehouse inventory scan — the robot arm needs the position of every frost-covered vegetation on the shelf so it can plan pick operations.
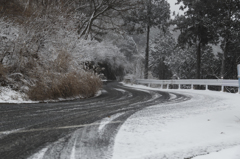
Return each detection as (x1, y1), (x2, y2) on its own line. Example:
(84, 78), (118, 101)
(0, 0), (240, 101)
(0, 0), (104, 100)
(0, 0), (146, 101)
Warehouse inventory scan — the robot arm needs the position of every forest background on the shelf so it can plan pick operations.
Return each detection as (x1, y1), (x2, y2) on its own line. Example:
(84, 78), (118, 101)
(0, 0), (240, 100)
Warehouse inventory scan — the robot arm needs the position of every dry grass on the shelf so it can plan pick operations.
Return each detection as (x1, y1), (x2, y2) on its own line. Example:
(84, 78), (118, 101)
(27, 71), (102, 101)
(0, 63), (8, 87)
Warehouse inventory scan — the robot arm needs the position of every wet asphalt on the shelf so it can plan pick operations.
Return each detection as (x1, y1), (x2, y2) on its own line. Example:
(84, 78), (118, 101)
(0, 82), (189, 159)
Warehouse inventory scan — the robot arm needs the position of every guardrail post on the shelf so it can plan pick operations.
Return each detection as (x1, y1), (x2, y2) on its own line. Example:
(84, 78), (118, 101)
(167, 84), (169, 89)
(206, 85), (208, 90)
(221, 85), (224, 92)
(238, 64), (240, 93)
(178, 84), (181, 89)
(191, 84), (193, 90)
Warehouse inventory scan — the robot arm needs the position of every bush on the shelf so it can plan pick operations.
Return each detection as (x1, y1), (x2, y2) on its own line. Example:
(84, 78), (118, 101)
(0, 63), (8, 86)
(27, 71), (102, 101)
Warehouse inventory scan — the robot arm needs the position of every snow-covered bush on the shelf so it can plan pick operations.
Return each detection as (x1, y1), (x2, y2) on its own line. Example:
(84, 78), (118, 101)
(71, 39), (131, 80)
(0, 3), (104, 100)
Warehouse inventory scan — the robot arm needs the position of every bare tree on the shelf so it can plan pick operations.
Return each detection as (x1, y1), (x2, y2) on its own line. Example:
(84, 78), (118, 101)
(77, 0), (141, 40)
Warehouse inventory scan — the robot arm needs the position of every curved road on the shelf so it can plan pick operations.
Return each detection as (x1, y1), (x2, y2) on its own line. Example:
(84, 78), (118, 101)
(0, 82), (190, 159)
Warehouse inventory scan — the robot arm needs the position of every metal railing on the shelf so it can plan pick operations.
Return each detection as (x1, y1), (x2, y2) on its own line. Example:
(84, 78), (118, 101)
(124, 65), (240, 93)
(238, 64), (240, 93)
(133, 79), (239, 93)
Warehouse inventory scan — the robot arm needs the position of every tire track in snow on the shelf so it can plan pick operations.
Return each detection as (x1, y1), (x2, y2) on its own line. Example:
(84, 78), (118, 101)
(0, 82), (189, 159)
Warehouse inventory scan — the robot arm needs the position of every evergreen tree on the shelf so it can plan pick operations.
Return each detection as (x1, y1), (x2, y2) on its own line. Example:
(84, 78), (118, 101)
(123, 0), (170, 79)
(223, 33), (240, 79)
(150, 30), (175, 79)
(201, 0), (240, 79)
(172, 0), (217, 79)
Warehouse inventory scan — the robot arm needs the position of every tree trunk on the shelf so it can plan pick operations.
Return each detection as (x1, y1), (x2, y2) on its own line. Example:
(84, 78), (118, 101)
(144, 24), (150, 79)
(162, 57), (165, 79)
(196, 41), (201, 79)
(221, 37), (229, 79)
(144, 0), (151, 79)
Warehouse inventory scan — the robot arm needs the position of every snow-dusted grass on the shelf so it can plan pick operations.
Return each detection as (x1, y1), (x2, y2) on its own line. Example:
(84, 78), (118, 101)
(0, 87), (34, 103)
(0, 87), (102, 104)
(112, 83), (240, 159)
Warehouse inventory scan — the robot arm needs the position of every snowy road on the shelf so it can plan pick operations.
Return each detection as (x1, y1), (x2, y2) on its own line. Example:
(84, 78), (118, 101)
(1, 82), (239, 159)
(0, 82), (189, 159)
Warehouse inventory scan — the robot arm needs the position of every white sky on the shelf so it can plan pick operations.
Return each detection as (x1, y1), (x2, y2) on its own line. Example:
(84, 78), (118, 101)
(167, 0), (184, 18)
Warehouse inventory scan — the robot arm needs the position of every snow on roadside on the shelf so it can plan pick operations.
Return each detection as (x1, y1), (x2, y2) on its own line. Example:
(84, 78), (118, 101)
(112, 83), (240, 159)
(193, 145), (240, 159)
(0, 87), (34, 103)
(0, 87), (103, 103)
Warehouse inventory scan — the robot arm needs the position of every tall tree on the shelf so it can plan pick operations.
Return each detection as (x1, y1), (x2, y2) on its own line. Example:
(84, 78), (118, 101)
(175, 0), (240, 79)
(173, 0), (217, 79)
(202, 0), (240, 79)
(221, 32), (240, 79)
(150, 30), (175, 79)
(124, 0), (170, 79)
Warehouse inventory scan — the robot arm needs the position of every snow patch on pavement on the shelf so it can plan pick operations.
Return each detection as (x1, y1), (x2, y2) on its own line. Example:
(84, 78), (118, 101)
(114, 88), (132, 100)
(112, 83), (240, 159)
(0, 128), (23, 139)
(98, 113), (125, 133)
(114, 88), (126, 93)
(70, 138), (77, 159)
(95, 90), (103, 97)
(0, 129), (21, 135)
(169, 93), (177, 100)
(28, 147), (49, 159)
(102, 89), (108, 93)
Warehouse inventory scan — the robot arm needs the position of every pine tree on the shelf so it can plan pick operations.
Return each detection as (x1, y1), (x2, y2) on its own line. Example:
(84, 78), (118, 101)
(123, 0), (170, 79)
(201, 0), (240, 79)
(172, 0), (217, 79)
(150, 30), (175, 79)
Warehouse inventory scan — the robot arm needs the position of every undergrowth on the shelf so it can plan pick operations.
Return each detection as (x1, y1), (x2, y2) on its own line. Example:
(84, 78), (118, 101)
(27, 71), (102, 101)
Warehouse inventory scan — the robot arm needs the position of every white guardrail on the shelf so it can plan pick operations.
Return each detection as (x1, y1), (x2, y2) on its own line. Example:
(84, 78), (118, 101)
(135, 79), (239, 90)
(238, 64), (240, 93)
(125, 64), (240, 93)
(135, 79), (239, 92)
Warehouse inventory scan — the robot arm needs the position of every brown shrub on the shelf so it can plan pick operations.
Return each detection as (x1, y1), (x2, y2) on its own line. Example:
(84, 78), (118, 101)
(0, 63), (8, 86)
(27, 71), (102, 101)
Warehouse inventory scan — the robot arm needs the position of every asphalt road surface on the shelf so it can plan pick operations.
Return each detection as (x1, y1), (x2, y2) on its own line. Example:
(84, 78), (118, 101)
(0, 82), (190, 159)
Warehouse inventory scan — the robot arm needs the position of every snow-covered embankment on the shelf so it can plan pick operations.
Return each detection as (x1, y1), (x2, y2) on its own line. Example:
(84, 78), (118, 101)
(112, 84), (240, 159)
